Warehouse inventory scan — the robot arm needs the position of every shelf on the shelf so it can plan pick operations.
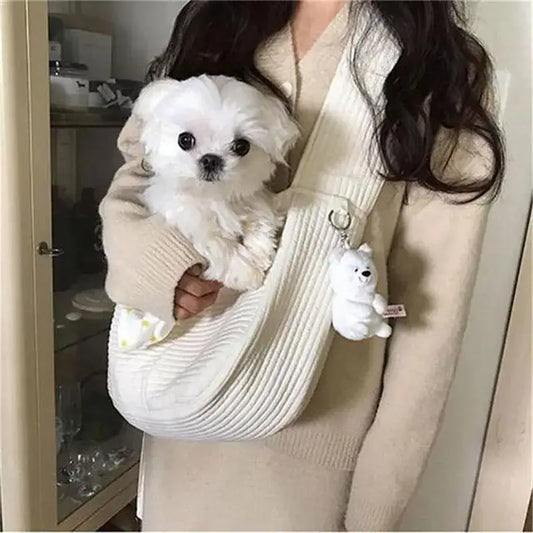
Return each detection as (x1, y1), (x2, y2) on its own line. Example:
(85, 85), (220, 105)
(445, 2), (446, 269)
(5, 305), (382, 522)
(51, 108), (129, 128)
(58, 467), (138, 532)
(54, 273), (112, 353)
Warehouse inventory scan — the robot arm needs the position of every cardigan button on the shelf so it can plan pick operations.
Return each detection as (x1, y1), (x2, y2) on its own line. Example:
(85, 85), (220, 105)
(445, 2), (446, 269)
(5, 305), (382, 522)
(280, 82), (293, 98)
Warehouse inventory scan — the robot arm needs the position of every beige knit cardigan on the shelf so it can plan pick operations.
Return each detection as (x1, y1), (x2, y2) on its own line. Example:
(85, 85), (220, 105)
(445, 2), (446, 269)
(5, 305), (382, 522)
(100, 5), (494, 529)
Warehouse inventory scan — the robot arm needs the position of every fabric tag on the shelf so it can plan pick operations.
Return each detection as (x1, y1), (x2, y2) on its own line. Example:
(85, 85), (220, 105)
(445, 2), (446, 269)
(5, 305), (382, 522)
(383, 304), (406, 318)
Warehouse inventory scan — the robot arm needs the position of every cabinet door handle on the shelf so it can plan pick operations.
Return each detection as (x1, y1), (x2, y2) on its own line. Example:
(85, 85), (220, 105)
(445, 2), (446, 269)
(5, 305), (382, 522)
(37, 241), (64, 257)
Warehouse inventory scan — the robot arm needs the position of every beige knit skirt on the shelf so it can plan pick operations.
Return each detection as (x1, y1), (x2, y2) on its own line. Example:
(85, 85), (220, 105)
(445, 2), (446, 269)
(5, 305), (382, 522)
(140, 437), (352, 531)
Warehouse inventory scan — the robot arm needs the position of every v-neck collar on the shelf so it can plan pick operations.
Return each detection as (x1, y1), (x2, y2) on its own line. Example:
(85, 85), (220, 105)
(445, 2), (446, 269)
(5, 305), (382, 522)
(291, 2), (349, 65)
(255, 2), (349, 103)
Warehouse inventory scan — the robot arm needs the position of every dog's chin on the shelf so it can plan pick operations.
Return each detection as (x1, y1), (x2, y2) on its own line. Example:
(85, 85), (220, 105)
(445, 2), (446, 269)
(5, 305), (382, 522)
(166, 173), (264, 200)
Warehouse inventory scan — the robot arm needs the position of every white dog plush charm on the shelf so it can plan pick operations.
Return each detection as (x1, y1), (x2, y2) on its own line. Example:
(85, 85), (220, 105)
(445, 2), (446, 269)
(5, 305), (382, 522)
(329, 243), (392, 341)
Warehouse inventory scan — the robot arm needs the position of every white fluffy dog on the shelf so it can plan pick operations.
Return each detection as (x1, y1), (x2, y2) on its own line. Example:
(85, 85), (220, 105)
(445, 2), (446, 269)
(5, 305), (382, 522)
(133, 75), (299, 290)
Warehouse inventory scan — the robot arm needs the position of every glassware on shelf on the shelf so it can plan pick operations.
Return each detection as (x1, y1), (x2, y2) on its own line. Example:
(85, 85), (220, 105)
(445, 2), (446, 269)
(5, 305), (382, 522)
(68, 443), (132, 500)
(107, 446), (134, 469)
(55, 381), (83, 502)
(55, 416), (64, 454)
(69, 447), (103, 500)
(56, 382), (82, 474)
(56, 438), (138, 507)
(71, 288), (113, 314)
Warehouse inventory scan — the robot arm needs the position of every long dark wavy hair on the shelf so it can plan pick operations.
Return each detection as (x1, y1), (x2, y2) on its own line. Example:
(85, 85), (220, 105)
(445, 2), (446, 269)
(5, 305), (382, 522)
(147, 0), (505, 202)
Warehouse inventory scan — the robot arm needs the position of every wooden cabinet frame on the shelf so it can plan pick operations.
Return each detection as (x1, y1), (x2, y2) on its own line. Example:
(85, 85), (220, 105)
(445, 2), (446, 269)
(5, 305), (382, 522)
(0, 2), (137, 529)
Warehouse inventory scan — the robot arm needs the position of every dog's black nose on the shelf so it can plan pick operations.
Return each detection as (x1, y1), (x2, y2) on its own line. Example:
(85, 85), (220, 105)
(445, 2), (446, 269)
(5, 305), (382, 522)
(361, 270), (371, 277)
(199, 154), (224, 174)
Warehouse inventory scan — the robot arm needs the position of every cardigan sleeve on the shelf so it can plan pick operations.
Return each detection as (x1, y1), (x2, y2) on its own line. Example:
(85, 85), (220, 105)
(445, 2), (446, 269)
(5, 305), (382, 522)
(99, 115), (205, 322)
(345, 130), (494, 530)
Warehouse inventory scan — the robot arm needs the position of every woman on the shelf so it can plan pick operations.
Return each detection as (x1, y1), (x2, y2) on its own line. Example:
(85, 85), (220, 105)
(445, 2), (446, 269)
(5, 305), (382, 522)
(100, 0), (504, 530)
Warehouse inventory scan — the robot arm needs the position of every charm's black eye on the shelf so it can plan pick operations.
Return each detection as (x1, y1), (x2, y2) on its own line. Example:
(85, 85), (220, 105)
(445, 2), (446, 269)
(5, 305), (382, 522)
(231, 138), (250, 157)
(178, 132), (195, 151)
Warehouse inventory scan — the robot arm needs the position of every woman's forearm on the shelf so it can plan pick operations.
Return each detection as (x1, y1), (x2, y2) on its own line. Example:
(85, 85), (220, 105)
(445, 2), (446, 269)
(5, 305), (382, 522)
(100, 118), (205, 322)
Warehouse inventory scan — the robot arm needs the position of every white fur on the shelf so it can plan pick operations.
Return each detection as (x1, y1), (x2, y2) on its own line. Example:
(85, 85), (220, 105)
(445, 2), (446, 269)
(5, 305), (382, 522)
(329, 244), (392, 341)
(134, 75), (299, 290)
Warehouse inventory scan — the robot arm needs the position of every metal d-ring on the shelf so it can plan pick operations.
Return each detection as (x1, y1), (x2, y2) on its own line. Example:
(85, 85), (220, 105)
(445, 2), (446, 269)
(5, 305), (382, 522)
(328, 209), (352, 232)
(328, 209), (353, 249)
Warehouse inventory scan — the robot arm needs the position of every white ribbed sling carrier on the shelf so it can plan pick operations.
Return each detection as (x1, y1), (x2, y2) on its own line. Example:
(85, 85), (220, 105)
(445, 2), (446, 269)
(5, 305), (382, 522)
(107, 22), (400, 440)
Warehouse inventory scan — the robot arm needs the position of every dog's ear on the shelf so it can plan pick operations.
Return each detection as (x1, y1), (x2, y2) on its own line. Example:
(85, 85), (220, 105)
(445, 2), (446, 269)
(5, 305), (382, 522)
(262, 95), (300, 164)
(132, 79), (181, 122)
(132, 79), (181, 155)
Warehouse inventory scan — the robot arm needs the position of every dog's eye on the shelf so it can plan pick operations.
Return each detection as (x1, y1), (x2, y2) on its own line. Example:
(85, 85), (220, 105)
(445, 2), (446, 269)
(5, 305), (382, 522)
(354, 268), (359, 273)
(231, 138), (250, 157)
(178, 132), (195, 151)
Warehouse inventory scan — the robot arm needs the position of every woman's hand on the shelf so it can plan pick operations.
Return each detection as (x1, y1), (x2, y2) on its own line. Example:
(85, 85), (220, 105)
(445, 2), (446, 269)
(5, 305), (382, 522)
(174, 265), (222, 320)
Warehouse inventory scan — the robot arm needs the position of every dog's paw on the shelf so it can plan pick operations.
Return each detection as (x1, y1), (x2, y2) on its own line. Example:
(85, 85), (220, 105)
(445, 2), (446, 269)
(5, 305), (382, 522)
(223, 256), (265, 291)
(243, 241), (275, 272)
(242, 230), (277, 272)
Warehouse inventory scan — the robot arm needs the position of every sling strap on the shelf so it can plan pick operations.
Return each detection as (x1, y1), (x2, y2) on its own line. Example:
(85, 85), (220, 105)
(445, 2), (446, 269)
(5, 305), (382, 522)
(108, 13), (400, 439)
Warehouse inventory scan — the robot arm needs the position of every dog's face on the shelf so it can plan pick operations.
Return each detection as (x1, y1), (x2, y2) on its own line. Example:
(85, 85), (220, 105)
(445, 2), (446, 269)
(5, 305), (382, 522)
(133, 76), (299, 199)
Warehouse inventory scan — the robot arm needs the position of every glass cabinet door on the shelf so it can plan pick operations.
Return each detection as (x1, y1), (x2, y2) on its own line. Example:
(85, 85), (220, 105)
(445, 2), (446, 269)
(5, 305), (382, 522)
(46, 1), (142, 524)
(1, 2), (144, 528)
(51, 122), (142, 524)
